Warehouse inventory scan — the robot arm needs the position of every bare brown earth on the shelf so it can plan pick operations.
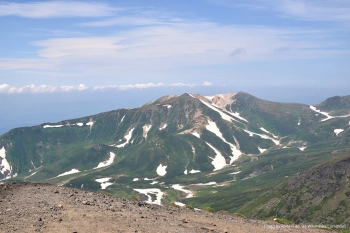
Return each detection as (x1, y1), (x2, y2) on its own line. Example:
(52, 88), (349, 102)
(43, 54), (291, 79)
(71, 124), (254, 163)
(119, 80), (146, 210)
(0, 183), (333, 233)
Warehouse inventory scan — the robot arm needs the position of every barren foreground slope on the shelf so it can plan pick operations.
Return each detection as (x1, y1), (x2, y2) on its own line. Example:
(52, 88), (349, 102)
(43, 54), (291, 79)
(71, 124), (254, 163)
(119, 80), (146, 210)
(0, 183), (332, 233)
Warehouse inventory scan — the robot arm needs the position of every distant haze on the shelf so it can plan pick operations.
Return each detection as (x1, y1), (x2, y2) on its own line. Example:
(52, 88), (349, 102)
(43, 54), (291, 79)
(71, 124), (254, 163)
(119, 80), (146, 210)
(1, 86), (349, 135)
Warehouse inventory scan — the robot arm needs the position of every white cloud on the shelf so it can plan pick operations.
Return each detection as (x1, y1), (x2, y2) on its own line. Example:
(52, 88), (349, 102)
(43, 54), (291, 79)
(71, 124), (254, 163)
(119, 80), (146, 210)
(0, 82), (211, 94)
(93, 82), (208, 91)
(0, 1), (117, 18)
(203, 81), (213, 86)
(0, 84), (87, 94)
(279, 0), (350, 22)
(0, 1), (348, 85)
(0, 23), (344, 74)
(213, 0), (350, 23)
(80, 16), (170, 27)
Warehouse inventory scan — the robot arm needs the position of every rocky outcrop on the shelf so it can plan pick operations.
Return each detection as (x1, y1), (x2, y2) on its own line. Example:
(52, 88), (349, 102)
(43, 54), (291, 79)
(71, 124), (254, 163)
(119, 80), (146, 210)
(249, 156), (350, 225)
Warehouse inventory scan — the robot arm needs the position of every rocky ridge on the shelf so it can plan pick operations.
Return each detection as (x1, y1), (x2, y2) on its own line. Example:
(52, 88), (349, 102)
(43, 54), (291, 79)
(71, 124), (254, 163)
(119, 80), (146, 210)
(0, 183), (331, 233)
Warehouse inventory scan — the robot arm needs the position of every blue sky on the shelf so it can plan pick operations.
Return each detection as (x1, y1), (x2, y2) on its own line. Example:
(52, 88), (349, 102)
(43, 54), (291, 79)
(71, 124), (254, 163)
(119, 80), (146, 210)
(0, 0), (349, 133)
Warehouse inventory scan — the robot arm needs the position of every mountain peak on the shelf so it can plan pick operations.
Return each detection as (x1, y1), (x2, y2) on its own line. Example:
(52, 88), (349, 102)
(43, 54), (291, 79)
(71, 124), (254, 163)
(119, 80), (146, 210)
(315, 95), (350, 115)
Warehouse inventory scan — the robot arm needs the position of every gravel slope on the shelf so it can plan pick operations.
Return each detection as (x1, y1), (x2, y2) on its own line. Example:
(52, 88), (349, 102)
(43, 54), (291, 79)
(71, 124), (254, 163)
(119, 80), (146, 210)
(0, 183), (333, 233)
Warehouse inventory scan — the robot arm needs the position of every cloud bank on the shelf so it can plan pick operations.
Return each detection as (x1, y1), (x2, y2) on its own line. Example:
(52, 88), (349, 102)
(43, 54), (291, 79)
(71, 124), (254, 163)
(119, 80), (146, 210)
(0, 82), (212, 94)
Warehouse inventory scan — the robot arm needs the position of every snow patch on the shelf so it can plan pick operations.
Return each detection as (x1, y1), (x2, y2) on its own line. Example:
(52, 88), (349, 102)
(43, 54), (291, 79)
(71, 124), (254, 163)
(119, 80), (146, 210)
(150, 181), (159, 185)
(206, 142), (226, 171)
(163, 105), (172, 108)
(298, 147), (306, 151)
(229, 171), (241, 175)
(174, 202), (186, 207)
(310, 106), (334, 121)
(95, 177), (112, 183)
(206, 120), (241, 163)
(0, 146), (12, 179)
(133, 188), (164, 205)
(258, 147), (267, 153)
(244, 129), (280, 145)
(171, 184), (193, 198)
(200, 100), (238, 123)
(205, 95), (215, 101)
(226, 111), (249, 123)
(133, 178), (139, 181)
(309, 106), (350, 122)
(191, 145), (195, 155)
(94, 152), (115, 169)
(24, 171), (37, 179)
(159, 124), (167, 130)
(76, 123), (83, 127)
(120, 115), (125, 123)
(156, 164), (167, 176)
(191, 132), (200, 138)
(95, 177), (113, 189)
(334, 129), (344, 135)
(259, 127), (278, 138)
(189, 169), (201, 174)
(184, 170), (188, 175)
(56, 168), (80, 177)
(43, 125), (64, 128)
(192, 182), (217, 186)
(114, 128), (135, 148)
(86, 121), (94, 133)
(31, 160), (36, 170)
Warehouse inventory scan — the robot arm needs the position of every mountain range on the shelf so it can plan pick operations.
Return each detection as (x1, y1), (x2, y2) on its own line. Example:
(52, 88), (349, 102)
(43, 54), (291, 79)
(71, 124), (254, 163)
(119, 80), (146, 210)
(1, 92), (349, 226)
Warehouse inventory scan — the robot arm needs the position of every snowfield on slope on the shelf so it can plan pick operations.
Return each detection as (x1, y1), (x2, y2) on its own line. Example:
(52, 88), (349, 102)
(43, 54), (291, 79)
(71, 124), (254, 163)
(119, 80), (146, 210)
(120, 115), (125, 123)
(94, 152), (115, 169)
(226, 111), (249, 123)
(43, 125), (64, 128)
(258, 147), (267, 153)
(171, 184), (194, 198)
(310, 106), (350, 122)
(191, 132), (200, 138)
(159, 124), (167, 130)
(174, 202), (186, 207)
(56, 168), (80, 178)
(200, 100), (239, 123)
(95, 177), (113, 189)
(243, 129), (280, 145)
(133, 188), (164, 205)
(259, 127), (278, 138)
(191, 182), (217, 186)
(334, 129), (344, 135)
(189, 169), (201, 174)
(206, 120), (242, 163)
(0, 146), (12, 179)
(206, 142), (226, 171)
(156, 164), (167, 176)
(113, 128), (135, 148)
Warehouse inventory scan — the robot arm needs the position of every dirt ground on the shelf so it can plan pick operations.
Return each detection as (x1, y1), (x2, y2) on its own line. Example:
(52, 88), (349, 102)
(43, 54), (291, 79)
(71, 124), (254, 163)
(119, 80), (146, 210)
(0, 183), (334, 233)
